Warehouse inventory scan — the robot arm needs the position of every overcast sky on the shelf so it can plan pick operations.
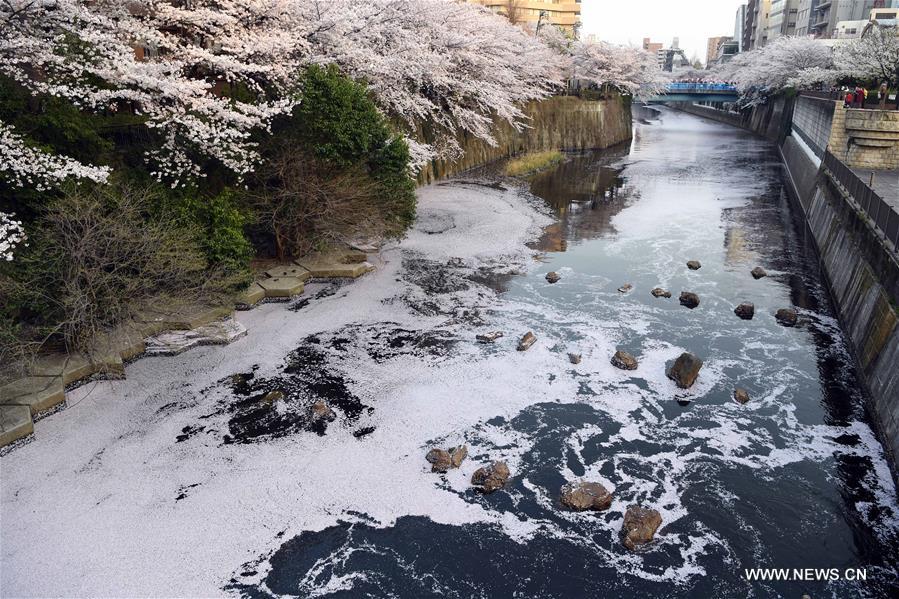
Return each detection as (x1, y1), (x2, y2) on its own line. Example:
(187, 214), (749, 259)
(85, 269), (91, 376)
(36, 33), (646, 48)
(581, 0), (748, 64)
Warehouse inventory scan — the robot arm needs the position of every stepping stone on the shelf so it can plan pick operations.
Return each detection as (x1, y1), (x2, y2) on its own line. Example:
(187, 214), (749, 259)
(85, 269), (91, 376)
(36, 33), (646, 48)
(258, 276), (305, 298)
(294, 256), (374, 279)
(144, 318), (248, 356)
(0, 405), (34, 448)
(0, 376), (65, 415)
(263, 265), (312, 282)
(236, 283), (266, 308)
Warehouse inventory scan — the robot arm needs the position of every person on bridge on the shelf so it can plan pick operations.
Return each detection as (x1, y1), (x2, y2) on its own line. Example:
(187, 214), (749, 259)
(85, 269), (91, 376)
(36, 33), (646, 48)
(844, 89), (854, 108)
(879, 82), (889, 110)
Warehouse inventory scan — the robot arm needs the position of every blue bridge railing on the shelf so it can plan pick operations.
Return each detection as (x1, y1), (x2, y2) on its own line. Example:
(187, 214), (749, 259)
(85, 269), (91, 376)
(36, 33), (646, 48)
(664, 82), (738, 93)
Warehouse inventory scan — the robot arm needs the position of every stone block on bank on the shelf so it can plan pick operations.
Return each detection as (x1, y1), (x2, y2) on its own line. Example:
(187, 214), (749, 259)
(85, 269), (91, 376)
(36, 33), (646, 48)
(295, 254), (375, 278)
(0, 405), (34, 448)
(136, 304), (234, 332)
(258, 276), (305, 298)
(144, 318), (247, 356)
(263, 265), (312, 282)
(236, 283), (266, 308)
(29, 352), (122, 385)
(0, 376), (65, 416)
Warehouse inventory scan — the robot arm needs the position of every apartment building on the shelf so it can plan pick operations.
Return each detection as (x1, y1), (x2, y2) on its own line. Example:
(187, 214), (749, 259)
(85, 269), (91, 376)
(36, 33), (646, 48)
(706, 36), (731, 65)
(472, 0), (582, 35)
(795, 0), (879, 38)
(767, 0), (801, 40)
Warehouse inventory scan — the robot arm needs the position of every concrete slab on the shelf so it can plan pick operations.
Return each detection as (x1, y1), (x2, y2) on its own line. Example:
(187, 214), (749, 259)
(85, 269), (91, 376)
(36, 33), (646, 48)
(263, 265), (312, 282)
(0, 376), (65, 415)
(144, 318), (248, 356)
(95, 324), (146, 361)
(236, 283), (266, 308)
(135, 304), (233, 332)
(0, 405), (34, 448)
(294, 257), (374, 279)
(258, 276), (305, 298)
(29, 352), (123, 385)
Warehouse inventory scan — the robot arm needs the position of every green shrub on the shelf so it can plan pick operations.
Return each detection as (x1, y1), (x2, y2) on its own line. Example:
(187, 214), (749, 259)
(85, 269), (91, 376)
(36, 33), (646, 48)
(504, 150), (564, 177)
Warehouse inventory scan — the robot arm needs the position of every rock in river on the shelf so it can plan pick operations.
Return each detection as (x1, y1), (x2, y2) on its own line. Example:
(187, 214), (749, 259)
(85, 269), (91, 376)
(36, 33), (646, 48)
(560, 481), (612, 512)
(545, 271), (561, 284)
(651, 287), (672, 298)
(611, 350), (638, 371)
(686, 260), (701, 270)
(260, 390), (285, 405)
(568, 352), (582, 364)
(426, 448), (453, 473)
(667, 352), (703, 389)
(618, 283), (633, 293)
(734, 388), (751, 404)
(776, 308), (798, 327)
(679, 291), (700, 309)
(751, 266), (767, 279)
(476, 331), (504, 343)
(310, 400), (337, 422)
(449, 445), (468, 468)
(471, 461), (510, 494)
(734, 302), (755, 320)
(622, 505), (663, 550)
(517, 331), (537, 351)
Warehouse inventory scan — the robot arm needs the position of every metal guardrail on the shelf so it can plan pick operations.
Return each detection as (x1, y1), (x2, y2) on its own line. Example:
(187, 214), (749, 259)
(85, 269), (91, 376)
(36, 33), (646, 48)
(823, 151), (899, 249)
(665, 83), (737, 93)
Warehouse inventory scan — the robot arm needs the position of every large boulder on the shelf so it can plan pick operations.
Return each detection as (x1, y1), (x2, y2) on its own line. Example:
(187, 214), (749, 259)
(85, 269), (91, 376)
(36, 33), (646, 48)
(776, 308), (798, 327)
(734, 302), (755, 320)
(686, 260), (701, 270)
(751, 266), (767, 279)
(560, 482), (612, 512)
(568, 352), (582, 365)
(426, 448), (453, 473)
(471, 461), (510, 493)
(611, 350), (638, 371)
(667, 352), (703, 389)
(621, 505), (662, 550)
(545, 271), (561, 284)
(517, 331), (537, 351)
(679, 291), (700, 309)
(651, 287), (672, 298)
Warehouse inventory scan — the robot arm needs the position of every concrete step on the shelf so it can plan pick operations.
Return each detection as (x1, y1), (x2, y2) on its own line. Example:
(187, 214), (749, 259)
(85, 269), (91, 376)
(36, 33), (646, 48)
(0, 376), (65, 416)
(0, 405), (34, 447)
(258, 276), (305, 298)
(264, 265), (312, 282)
(294, 256), (374, 278)
(236, 283), (266, 308)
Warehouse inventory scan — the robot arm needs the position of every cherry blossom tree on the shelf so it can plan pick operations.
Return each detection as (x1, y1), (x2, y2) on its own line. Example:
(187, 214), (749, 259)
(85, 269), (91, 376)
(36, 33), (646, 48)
(0, 0), (301, 187)
(835, 24), (899, 89)
(0, 211), (26, 261)
(716, 36), (836, 104)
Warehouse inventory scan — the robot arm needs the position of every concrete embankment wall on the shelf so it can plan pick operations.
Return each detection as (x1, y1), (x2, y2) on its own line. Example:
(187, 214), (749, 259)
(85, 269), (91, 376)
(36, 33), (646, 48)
(417, 95), (633, 184)
(676, 97), (899, 482)
(671, 95), (795, 143)
(780, 112), (899, 483)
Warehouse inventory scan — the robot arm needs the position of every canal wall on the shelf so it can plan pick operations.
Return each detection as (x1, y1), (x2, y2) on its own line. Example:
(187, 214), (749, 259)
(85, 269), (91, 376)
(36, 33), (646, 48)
(670, 94), (795, 143)
(780, 117), (899, 484)
(677, 95), (899, 483)
(416, 95), (633, 184)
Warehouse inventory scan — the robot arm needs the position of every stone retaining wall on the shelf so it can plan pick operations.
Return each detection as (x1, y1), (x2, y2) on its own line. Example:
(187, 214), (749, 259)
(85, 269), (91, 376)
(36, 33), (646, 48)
(416, 95), (633, 184)
(828, 105), (899, 170)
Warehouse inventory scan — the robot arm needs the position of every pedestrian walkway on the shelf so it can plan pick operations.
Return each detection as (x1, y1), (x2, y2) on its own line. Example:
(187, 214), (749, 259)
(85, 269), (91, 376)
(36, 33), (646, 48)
(852, 168), (899, 208)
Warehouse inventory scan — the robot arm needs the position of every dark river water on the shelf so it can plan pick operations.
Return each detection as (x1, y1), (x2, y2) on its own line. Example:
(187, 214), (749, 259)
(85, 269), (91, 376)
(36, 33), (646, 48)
(228, 107), (899, 598)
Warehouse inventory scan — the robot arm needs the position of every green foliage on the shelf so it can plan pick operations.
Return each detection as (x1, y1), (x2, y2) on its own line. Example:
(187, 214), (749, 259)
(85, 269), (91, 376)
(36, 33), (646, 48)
(164, 188), (253, 286)
(269, 65), (417, 234)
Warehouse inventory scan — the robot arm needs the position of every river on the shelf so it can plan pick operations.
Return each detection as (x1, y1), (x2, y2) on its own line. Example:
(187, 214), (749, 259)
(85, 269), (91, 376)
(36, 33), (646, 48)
(1, 107), (897, 598)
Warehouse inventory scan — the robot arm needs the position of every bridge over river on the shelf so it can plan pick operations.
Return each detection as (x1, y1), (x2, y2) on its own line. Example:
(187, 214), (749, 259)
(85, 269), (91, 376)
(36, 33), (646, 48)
(643, 82), (739, 103)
